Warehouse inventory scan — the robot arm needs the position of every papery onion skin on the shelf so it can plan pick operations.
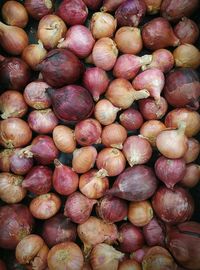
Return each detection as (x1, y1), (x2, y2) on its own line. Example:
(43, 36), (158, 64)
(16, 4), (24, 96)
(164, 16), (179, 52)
(143, 217), (165, 247)
(143, 0), (162, 14)
(152, 186), (194, 224)
(42, 214), (77, 247)
(180, 163), (200, 188)
(0, 149), (14, 172)
(140, 97), (168, 120)
(120, 108), (144, 131)
(0, 204), (34, 249)
(53, 125), (76, 154)
(10, 148), (33, 175)
(128, 201), (153, 227)
(183, 138), (200, 163)
(24, 0), (53, 20)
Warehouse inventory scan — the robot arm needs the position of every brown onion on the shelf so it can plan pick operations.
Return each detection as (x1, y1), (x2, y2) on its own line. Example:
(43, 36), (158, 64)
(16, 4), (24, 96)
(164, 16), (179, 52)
(152, 186), (194, 224)
(10, 148), (33, 175)
(79, 169), (109, 199)
(53, 159), (79, 196)
(24, 0), (53, 20)
(30, 193), (61, 219)
(115, 26), (143, 54)
(143, 217), (165, 247)
(143, 0), (162, 14)
(0, 149), (14, 172)
(183, 138), (200, 163)
(0, 90), (28, 119)
(119, 109), (144, 131)
(180, 163), (200, 188)
(53, 125), (76, 153)
(64, 192), (97, 224)
(128, 201), (153, 227)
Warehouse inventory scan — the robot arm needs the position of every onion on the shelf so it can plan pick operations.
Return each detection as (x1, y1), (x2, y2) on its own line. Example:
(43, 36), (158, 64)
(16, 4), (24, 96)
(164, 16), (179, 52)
(10, 148), (33, 175)
(113, 54), (152, 80)
(173, 44), (200, 69)
(107, 165), (158, 201)
(101, 0), (126, 12)
(180, 163), (200, 188)
(161, 0), (199, 22)
(58, 25), (95, 58)
(28, 109), (58, 134)
(77, 216), (118, 253)
(128, 201), (153, 227)
(72, 146), (97, 174)
(115, 0), (146, 27)
(37, 49), (83, 88)
(120, 108), (144, 131)
(143, 217), (165, 247)
(53, 125), (76, 153)
(94, 99), (121, 125)
(174, 17), (199, 45)
(142, 17), (180, 50)
(163, 68), (200, 110)
(24, 0), (53, 20)
(118, 259), (142, 270)
(138, 97), (168, 120)
(92, 37), (118, 71)
(118, 223), (144, 253)
(115, 26), (143, 54)
(64, 192), (97, 224)
(0, 204), (34, 249)
(83, 67), (110, 101)
(0, 118), (32, 149)
(90, 243), (124, 270)
(0, 57), (31, 91)
(46, 85), (94, 124)
(79, 169), (109, 199)
(154, 156), (186, 189)
(47, 242), (84, 270)
(140, 120), (166, 147)
(143, 0), (162, 14)
(142, 49), (174, 73)
(2, 1), (28, 28)
(152, 186), (194, 224)
(22, 165), (52, 195)
(74, 118), (102, 146)
(23, 81), (52, 109)
(53, 159), (79, 196)
(0, 149), (14, 172)
(29, 193), (61, 220)
(183, 138), (200, 163)
(96, 147), (126, 176)
(130, 247), (148, 263)
(83, 0), (102, 10)
(166, 221), (200, 269)
(0, 90), (28, 119)
(90, 12), (117, 39)
(165, 108), (200, 137)
(123, 135), (152, 166)
(42, 214), (77, 247)
(96, 195), (128, 223)
(56, 0), (88, 25)
(106, 78), (150, 109)
(156, 125), (188, 159)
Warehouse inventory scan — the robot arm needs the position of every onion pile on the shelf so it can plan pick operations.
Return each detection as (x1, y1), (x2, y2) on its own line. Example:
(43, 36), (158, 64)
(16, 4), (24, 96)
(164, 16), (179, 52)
(0, 1), (200, 269)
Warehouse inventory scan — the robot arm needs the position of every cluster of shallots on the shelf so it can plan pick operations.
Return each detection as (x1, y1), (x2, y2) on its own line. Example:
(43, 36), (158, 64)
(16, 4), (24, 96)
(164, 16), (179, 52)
(0, 0), (200, 269)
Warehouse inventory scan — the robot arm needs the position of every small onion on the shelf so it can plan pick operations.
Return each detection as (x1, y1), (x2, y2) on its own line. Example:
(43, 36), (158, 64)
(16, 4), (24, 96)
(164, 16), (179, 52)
(24, 0), (53, 20)
(0, 149), (14, 172)
(143, 217), (165, 247)
(53, 125), (76, 153)
(128, 201), (153, 227)
(183, 138), (200, 164)
(180, 163), (200, 188)
(143, 0), (162, 14)
(119, 108), (144, 131)
(10, 148), (33, 175)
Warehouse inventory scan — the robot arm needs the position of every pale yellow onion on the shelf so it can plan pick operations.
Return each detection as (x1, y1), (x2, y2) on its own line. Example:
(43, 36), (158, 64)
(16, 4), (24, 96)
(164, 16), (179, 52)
(53, 125), (76, 153)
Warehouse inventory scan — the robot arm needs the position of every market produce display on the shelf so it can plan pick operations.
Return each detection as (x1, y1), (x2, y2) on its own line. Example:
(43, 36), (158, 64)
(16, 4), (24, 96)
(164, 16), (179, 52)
(0, 0), (200, 269)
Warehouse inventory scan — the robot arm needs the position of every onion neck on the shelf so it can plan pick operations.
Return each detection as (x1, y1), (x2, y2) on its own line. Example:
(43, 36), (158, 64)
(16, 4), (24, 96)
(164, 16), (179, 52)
(96, 169), (108, 178)
(132, 89), (150, 101)
(140, 54), (153, 67)
(44, 0), (53, 9)
(19, 146), (33, 158)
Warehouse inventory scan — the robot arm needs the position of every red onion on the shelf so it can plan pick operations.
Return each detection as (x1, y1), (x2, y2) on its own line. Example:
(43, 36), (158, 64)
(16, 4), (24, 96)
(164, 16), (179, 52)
(0, 204), (34, 249)
(22, 165), (52, 195)
(42, 214), (77, 247)
(119, 108), (144, 131)
(53, 159), (79, 196)
(24, 0), (53, 20)
(143, 217), (165, 247)
(132, 68), (165, 103)
(28, 109), (58, 134)
(37, 49), (84, 88)
(180, 163), (200, 188)
(56, 0), (88, 25)
(161, 0), (199, 22)
(118, 223), (144, 253)
(154, 156), (186, 189)
(83, 67), (110, 101)
(163, 68), (200, 110)
(166, 221), (200, 269)
(0, 57), (31, 91)
(10, 148), (33, 175)
(123, 136), (152, 166)
(115, 0), (146, 27)
(184, 138), (200, 163)
(128, 201), (153, 227)
(46, 85), (94, 124)
(83, 0), (102, 10)
(64, 192), (97, 224)
(174, 17), (199, 45)
(58, 25), (95, 58)
(143, 0), (162, 14)
(142, 49), (174, 73)
(74, 118), (102, 146)
(107, 165), (158, 201)
(152, 186), (194, 224)
(96, 195), (128, 223)
(101, 0), (126, 12)
(142, 17), (180, 50)
(113, 54), (152, 80)
(0, 149), (14, 172)
(130, 247), (149, 263)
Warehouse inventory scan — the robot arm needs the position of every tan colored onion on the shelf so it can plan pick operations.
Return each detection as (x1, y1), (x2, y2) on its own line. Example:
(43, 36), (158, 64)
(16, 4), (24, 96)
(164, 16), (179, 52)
(118, 259), (142, 270)
(53, 125), (76, 153)
(144, 0), (162, 14)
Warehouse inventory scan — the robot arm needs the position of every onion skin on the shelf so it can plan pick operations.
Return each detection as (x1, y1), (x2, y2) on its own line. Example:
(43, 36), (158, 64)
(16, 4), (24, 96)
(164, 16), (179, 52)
(0, 149), (14, 172)
(139, 97), (168, 120)
(24, 0), (53, 20)
(10, 148), (33, 175)
(183, 138), (200, 163)
(143, 217), (165, 247)
(101, 0), (126, 12)
(180, 163), (200, 188)
(118, 259), (142, 270)
(0, 204), (34, 250)
(119, 108), (144, 131)
(143, 0), (162, 14)
(53, 125), (76, 153)
(152, 186), (194, 224)
(128, 201), (153, 227)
